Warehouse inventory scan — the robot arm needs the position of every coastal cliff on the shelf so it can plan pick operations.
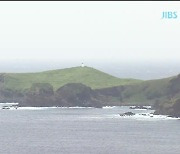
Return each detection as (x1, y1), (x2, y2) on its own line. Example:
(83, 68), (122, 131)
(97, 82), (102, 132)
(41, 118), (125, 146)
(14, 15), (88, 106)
(0, 67), (179, 116)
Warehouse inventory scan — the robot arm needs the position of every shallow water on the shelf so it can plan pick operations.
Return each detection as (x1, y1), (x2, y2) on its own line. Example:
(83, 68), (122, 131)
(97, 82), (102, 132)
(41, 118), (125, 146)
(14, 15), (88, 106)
(0, 106), (180, 154)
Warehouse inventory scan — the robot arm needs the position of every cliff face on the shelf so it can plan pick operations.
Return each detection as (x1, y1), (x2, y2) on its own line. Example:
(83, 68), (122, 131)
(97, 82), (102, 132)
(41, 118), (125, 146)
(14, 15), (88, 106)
(22, 83), (55, 107)
(153, 75), (180, 117)
(0, 70), (179, 115)
(54, 83), (103, 107)
(166, 74), (180, 98)
(0, 74), (24, 102)
(154, 98), (180, 117)
(20, 83), (103, 107)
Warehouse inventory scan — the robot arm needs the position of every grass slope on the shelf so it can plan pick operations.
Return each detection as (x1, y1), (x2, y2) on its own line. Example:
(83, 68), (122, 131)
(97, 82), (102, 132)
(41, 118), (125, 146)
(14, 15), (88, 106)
(95, 74), (179, 105)
(121, 76), (176, 104)
(2, 66), (142, 91)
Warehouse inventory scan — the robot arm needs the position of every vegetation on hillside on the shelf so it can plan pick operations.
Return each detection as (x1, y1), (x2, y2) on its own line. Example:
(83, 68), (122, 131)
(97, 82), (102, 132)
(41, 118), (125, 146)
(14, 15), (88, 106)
(0, 66), (179, 117)
(96, 74), (180, 106)
(1, 66), (141, 91)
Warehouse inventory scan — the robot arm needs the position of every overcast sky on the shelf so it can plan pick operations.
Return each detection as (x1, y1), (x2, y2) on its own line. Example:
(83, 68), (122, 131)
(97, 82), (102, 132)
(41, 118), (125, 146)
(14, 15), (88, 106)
(0, 1), (179, 79)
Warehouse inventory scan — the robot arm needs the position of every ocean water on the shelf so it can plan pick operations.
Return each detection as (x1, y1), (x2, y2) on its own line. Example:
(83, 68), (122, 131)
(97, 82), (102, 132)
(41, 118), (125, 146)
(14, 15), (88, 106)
(0, 106), (180, 154)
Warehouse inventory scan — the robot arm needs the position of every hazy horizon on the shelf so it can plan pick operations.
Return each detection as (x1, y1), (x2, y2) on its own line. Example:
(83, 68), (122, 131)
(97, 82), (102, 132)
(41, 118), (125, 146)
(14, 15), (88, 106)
(0, 60), (179, 80)
(0, 1), (180, 79)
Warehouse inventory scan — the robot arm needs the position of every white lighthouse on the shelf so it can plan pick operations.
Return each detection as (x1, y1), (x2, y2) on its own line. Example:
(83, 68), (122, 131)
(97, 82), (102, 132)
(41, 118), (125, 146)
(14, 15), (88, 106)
(81, 62), (84, 67)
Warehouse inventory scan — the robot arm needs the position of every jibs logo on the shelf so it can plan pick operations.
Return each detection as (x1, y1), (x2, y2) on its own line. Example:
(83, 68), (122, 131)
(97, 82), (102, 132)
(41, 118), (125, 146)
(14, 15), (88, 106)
(162, 11), (178, 19)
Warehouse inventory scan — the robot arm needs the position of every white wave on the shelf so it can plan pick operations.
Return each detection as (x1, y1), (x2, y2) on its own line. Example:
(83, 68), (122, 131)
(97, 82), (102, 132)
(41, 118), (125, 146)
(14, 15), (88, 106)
(118, 113), (180, 121)
(10, 107), (57, 110)
(1, 106), (95, 110)
(80, 114), (121, 120)
(67, 106), (94, 109)
(102, 106), (117, 109)
(0, 102), (19, 106)
(134, 109), (148, 111)
(129, 106), (152, 110)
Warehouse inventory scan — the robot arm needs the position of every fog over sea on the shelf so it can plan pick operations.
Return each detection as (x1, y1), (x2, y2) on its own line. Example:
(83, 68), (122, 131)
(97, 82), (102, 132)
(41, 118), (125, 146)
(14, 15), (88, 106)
(0, 106), (180, 154)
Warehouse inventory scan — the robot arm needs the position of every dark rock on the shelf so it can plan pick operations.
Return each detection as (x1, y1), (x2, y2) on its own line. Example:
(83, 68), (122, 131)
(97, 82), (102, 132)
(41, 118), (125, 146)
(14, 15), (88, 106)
(154, 98), (180, 118)
(55, 83), (103, 108)
(2, 106), (10, 110)
(21, 83), (55, 107)
(20, 83), (103, 108)
(129, 106), (149, 110)
(119, 112), (135, 116)
(141, 114), (146, 116)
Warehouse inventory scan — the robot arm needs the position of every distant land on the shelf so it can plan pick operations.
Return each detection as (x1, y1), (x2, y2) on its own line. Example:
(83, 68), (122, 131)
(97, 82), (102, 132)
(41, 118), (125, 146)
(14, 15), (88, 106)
(0, 66), (141, 91)
(0, 61), (180, 80)
(0, 66), (179, 117)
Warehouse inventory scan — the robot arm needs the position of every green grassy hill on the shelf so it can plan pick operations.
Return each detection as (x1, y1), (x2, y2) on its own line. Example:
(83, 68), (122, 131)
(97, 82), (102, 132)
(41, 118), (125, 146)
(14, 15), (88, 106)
(96, 74), (179, 105)
(121, 77), (174, 104)
(1, 66), (142, 91)
(0, 66), (179, 113)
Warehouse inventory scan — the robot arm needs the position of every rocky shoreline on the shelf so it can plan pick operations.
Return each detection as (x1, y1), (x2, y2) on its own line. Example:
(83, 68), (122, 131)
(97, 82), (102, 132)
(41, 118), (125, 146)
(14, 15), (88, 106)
(153, 98), (180, 118)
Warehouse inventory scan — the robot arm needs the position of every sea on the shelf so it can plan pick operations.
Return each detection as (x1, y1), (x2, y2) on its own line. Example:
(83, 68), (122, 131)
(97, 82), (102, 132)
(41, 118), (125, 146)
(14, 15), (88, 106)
(0, 106), (180, 154)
